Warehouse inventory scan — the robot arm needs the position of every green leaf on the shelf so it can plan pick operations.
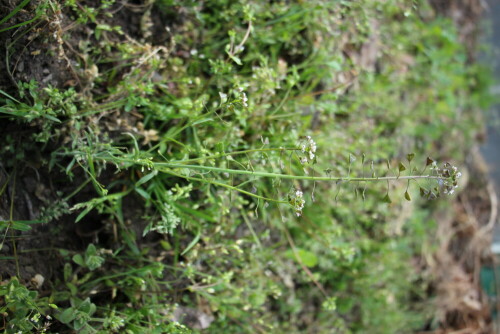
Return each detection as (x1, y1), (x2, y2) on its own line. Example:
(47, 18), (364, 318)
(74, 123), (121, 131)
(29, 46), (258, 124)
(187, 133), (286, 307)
(407, 153), (415, 162)
(134, 187), (150, 199)
(181, 225), (201, 256)
(228, 53), (242, 65)
(404, 190), (411, 201)
(7, 221), (30, 231)
(322, 296), (337, 311)
(249, 292), (266, 307)
(58, 307), (76, 324)
(285, 248), (318, 268)
(382, 194), (391, 203)
(0, 0), (30, 25)
(135, 170), (157, 187)
(75, 206), (93, 223)
(0, 89), (21, 103)
(79, 298), (95, 314)
(72, 254), (85, 267)
(192, 118), (214, 126)
(85, 254), (104, 271)
(43, 114), (61, 123)
(215, 142), (225, 153)
(86, 244), (97, 256)
(73, 316), (87, 330)
(174, 203), (217, 222)
(160, 240), (172, 251)
(0, 220), (44, 231)
(398, 162), (406, 172)
(89, 302), (96, 315)
(64, 263), (72, 281)
(66, 282), (78, 296)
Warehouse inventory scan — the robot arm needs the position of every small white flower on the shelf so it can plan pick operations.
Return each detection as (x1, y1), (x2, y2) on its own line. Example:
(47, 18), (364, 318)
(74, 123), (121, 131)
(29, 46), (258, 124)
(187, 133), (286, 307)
(291, 188), (305, 216)
(299, 136), (317, 163)
(219, 92), (228, 103)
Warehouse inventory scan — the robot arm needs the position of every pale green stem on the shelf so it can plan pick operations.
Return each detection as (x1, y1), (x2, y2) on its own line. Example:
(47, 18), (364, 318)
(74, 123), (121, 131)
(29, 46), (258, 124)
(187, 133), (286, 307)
(161, 168), (288, 204)
(81, 154), (444, 206)
(150, 161), (440, 183)
(98, 155), (442, 183)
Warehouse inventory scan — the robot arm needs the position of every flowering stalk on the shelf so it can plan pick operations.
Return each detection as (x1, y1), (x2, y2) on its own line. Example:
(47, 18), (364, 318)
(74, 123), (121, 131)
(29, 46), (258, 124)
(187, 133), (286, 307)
(73, 137), (461, 217)
(139, 161), (444, 183)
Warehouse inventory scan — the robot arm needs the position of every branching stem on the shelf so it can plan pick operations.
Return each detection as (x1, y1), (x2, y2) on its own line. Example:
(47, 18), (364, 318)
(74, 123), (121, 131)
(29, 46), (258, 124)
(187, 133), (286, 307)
(146, 160), (440, 183)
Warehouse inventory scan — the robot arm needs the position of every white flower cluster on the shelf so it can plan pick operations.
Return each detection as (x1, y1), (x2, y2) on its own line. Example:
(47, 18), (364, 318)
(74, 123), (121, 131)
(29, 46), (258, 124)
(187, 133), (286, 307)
(237, 86), (248, 107)
(218, 87), (248, 107)
(289, 189), (305, 217)
(299, 136), (317, 164)
(429, 161), (462, 196)
(151, 203), (181, 234)
(441, 163), (461, 195)
(219, 91), (228, 103)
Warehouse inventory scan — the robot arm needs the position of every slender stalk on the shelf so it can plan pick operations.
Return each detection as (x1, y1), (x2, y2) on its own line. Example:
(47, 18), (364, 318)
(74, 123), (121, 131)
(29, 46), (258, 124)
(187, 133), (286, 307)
(161, 169), (288, 204)
(114, 158), (441, 183)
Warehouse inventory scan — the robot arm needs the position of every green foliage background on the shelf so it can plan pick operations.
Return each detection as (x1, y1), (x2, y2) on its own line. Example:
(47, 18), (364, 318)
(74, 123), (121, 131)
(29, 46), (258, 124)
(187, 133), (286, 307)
(0, 0), (491, 333)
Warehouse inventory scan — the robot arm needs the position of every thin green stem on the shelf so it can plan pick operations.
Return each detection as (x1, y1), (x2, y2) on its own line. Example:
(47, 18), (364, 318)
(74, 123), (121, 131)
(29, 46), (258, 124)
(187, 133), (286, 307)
(94, 154), (443, 183)
(161, 168), (287, 204)
(64, 177), (92, 201)
(270, 85), (293, 115)
(149, 160), (441, 183)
